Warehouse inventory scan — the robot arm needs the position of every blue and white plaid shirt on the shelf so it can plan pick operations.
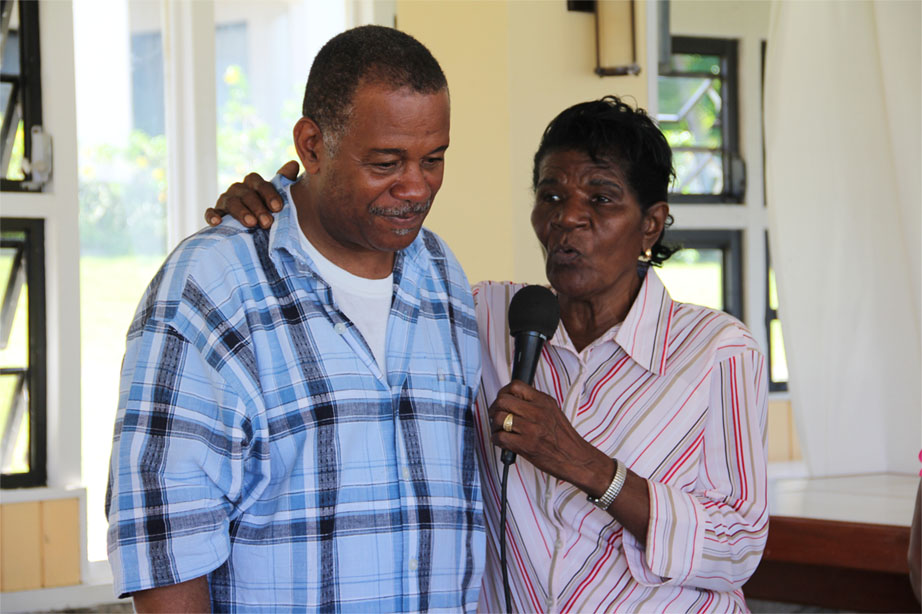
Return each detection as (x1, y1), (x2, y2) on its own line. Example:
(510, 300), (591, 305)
(106, 183), (484, 612)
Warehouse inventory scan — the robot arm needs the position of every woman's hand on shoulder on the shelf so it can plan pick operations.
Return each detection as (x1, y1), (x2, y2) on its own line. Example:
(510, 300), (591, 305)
(205, 160), (299, 229)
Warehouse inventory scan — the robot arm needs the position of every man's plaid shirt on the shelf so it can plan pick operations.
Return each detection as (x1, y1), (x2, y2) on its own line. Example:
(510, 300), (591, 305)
(106, 193), (484, 612)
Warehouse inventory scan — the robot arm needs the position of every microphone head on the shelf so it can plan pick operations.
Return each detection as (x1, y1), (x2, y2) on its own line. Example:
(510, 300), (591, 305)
(508, 285), (560, 339)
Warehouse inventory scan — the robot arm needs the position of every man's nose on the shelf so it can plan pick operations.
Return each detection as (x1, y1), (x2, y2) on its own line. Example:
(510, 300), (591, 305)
(391, 164), (431, 203)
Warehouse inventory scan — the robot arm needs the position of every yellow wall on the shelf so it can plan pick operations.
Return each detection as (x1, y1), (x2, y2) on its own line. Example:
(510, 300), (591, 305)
(398, 0), (648, 285)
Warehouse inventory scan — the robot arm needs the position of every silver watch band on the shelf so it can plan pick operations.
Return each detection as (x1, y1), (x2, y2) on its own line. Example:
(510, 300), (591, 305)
(587, 458), (627, 510)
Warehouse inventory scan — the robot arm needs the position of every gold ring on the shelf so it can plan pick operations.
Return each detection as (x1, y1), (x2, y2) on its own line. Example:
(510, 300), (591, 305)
(503, 413), (514, 433)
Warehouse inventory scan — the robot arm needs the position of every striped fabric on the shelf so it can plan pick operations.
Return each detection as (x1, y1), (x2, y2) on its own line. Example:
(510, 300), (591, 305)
(106, 190), (484, 613)
(473, 271), (767, 613)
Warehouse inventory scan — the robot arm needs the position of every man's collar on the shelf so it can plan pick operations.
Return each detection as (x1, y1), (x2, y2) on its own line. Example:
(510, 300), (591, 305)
(549, 269), (675, 376)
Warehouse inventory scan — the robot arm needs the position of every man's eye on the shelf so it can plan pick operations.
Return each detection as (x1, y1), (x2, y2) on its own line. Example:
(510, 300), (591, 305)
(421, 157), (443, 168)
(372, 161), (398, 171)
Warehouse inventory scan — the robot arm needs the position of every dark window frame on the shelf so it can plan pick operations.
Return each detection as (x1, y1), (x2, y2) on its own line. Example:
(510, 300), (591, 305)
(765, 237), (788, 393)
(660, 36), (743, 204)
(1, 217), (46, 488)
(1, 0), (42, 192)
(665, 229), (744, 320)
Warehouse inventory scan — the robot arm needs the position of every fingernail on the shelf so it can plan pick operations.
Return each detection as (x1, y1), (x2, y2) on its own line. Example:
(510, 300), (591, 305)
(260, 214), (272, 227)
(244, 214), (256, 226)
(210, 216), (221, 225)
(270, 199), (282, 212)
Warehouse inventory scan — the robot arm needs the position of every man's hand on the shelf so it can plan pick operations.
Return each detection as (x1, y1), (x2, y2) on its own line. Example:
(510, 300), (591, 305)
(205, 160), (300, 229)
(133, 575), (210, 613)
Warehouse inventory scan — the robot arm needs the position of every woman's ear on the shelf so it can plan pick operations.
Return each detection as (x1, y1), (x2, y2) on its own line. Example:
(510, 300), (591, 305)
(642, 201), (670, 249)
(293, 117), (326, 175)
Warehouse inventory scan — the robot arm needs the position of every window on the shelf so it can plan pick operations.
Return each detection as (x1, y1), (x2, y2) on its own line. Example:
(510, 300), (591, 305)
(658, 36), (743, 203)
(74, 0), (350, 564)
(766, 246), (789, 391)
(1, 0), (44, 191)
(658, 230), (742, 320)
(0, 217), (46, 488)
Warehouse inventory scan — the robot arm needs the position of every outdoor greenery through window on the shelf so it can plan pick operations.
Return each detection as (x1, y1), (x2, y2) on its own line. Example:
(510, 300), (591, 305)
(658, 37), (742, 202)
(1, 0), (42, 190)
(0, 218), (46, 488)
(75, 0), (344, 562)
(767, 265), (789, 390)
(658, 230), (743, 320)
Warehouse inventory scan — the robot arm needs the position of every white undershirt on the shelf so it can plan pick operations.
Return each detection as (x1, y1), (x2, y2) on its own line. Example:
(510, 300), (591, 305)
(289, 191), (393, 374)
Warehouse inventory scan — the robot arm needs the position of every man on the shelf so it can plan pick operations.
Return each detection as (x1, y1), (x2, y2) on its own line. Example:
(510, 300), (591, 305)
(106, 26), (484, 612)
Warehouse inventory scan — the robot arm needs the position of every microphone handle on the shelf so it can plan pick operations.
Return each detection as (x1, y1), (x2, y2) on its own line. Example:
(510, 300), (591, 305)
(502, 332), (546, 465)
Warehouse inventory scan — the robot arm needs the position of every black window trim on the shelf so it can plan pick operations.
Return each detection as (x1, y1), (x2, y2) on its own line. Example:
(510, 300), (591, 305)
(661, 35), (742, 204)
(666, 229), (743, 321)
(1, 217), (47, 488)
(1, 0), (43, 192)
(765, 235), (788, 393)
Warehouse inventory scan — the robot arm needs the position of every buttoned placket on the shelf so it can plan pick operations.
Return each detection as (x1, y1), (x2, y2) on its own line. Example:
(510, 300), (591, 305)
(544, 344), (597, 614)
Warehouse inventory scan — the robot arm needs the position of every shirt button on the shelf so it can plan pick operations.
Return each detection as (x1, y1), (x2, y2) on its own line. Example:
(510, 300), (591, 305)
(409, 557), (418, 571)
(546, 597), (554, 609)
(544, 490), (551, 501)
(437, 370), (446, 381)
(555, 538), (563, 549)
(334, 322), (347, 334)
(402, 466), (410, 479)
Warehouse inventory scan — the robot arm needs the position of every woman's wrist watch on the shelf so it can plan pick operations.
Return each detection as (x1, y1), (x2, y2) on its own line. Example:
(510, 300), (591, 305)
(587, 458), (627, 510)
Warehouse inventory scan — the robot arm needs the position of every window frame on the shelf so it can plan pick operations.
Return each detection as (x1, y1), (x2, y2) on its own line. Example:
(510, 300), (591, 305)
(665, 229), (743, 320)
(1, 0), (43, 192)
(659, 35), (742, 204)
(1, 216), (47, 488)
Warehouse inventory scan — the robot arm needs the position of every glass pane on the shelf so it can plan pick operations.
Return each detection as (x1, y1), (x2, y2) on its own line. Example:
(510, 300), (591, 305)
(214, 1), (347, 191)
(5, 120), (26, 180)
(0, 371), (30, 474)
(671, 149), (724, 195)
(1, 19), (20, 75)
(0, 228), (30, 475)
(657, 76), (723, 147)
(658, 247), (723, 310)
(74, 0), (168, 562)
(666, 52), (720, 75)
(770, 319), (789, 383)
(768, 267), (779, 311)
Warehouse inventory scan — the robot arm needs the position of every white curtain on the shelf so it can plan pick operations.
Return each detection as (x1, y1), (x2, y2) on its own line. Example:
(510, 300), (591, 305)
(764, 0), (920, 476)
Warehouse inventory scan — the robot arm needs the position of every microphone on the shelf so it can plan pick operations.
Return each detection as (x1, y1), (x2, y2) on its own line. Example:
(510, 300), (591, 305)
(502, 285), (560, 465)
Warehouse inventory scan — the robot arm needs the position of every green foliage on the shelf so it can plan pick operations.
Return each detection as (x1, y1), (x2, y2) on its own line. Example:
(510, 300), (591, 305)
(78, 65), (297, 257)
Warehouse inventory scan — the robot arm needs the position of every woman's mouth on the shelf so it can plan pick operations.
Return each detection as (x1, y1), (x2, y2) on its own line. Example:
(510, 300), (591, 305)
(548, 244), (582, 265)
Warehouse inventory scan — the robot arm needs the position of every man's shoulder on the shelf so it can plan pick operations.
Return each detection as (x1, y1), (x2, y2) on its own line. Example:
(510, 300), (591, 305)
(132, 221), (267, 330)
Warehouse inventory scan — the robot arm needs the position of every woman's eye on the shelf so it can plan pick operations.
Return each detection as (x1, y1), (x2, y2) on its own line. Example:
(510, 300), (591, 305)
(592, 194), (612, 204)
(539, 192), (561, 204)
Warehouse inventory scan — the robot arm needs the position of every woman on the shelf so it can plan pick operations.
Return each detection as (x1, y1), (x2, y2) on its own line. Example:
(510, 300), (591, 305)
(209, 96), (768, 612)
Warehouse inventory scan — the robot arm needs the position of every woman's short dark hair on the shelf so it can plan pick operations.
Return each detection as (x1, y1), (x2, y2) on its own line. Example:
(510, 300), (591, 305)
(532, 96), (678, 266)
(302, 25), (447, 152)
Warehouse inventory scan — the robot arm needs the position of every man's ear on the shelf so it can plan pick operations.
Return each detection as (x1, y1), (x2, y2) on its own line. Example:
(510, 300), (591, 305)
(642, 201), (669, 249)
(293, 117), (326, 175)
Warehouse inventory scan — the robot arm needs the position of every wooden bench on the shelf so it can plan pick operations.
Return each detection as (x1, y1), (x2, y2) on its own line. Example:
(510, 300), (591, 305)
(744, 515), (918, 612)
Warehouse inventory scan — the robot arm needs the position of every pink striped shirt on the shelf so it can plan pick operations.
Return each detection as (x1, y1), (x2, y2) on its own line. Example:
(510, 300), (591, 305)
(473, 270), (768, 613)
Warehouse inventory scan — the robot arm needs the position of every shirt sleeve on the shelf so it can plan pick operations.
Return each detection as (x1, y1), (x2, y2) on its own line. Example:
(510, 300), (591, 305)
(106, 317), (255, 598)
(622, 348), (769, 591)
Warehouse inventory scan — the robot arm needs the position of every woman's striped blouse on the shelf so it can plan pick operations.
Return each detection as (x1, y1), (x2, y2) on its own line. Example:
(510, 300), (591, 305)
(472, 270), (768, 613)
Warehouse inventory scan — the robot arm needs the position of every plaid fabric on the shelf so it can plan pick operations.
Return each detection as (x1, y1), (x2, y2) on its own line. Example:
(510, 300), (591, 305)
(106, 183), (484, 612)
